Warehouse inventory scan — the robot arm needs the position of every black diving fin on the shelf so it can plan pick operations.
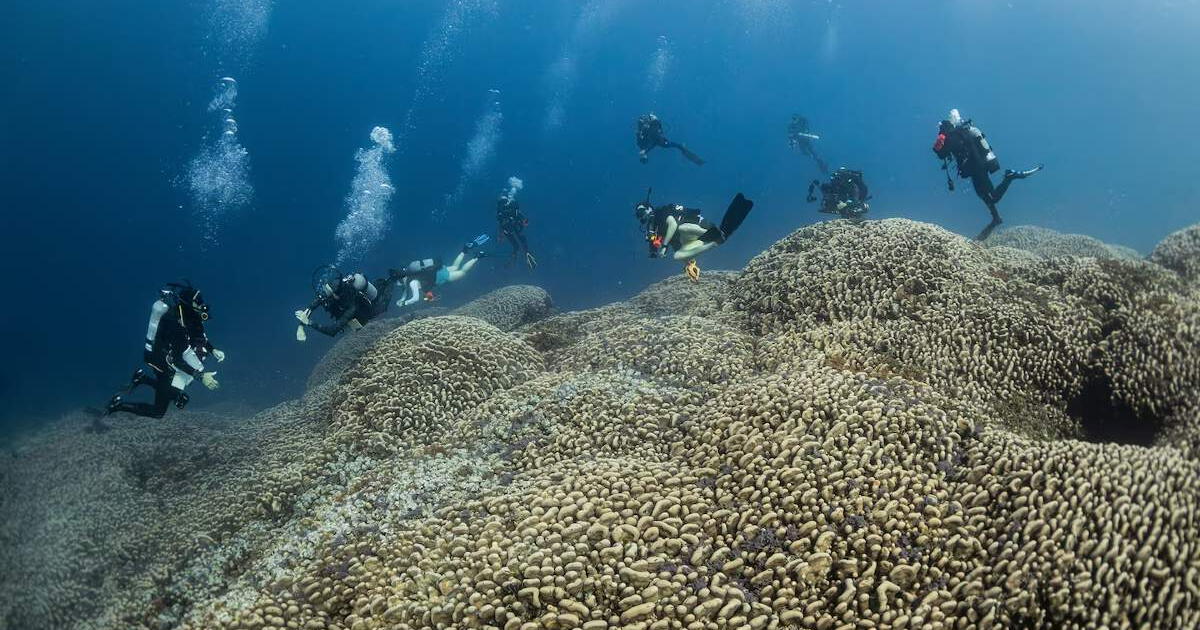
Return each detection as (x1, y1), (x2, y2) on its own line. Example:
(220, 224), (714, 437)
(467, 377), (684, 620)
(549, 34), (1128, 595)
(718, 193), (754, 239)
(678, 145), (705, 166)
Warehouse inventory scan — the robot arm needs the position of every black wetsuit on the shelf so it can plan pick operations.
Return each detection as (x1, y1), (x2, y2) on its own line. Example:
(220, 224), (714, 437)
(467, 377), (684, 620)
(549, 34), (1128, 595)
(112, 301), (212, 419)
(307, 278), (392, 337)
(788, 116), (829, 176)
(810, 169), (869, 219)
(934, 121), (1027, 240)
(497, 199), (530, 257)
(636, 116), (704, 165)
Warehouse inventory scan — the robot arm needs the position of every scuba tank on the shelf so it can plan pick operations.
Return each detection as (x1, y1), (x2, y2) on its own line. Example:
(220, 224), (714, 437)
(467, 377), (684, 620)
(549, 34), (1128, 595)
(964, 122), (1000, 174)
(346, 273), (378, 303)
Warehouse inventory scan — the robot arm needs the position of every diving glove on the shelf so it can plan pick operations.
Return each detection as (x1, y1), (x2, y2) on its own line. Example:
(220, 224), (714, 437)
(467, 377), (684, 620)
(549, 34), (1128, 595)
(295, 309), (312, 325)
(212, 348), (226, 362)
(200, 372), (220, 391)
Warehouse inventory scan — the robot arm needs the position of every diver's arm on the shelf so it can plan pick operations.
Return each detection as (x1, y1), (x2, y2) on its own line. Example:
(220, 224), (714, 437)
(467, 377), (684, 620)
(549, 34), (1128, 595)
(397, 279), (422, 307)
(311, 303), (357, 337)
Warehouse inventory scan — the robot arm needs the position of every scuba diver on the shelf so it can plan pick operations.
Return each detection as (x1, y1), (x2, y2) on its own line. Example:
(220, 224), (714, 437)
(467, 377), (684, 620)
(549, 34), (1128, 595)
(933, 108), (1044, 241)
(808, 167), (870, 221)
(635, 113), (705, 166)
(394, 235), (490, 307)
(295, 269), (397, 341)
(496, 190), (537, 270)
(106, 281), (224, 419)
(634, 190), (754, 280)
(787, 114), (829, 176)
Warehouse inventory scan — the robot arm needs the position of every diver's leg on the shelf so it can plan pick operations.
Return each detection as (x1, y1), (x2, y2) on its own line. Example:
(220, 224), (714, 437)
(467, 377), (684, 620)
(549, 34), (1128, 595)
(975, 202), (1003, 241)
(148, 377), (178, 418)
(676, 223), (709, 239)
(112, 375), (175, 419)
(664, 140), (704, 166)
(992, 164), (1043, 203)
(516, 232), (529, 254)
(971, 171), (997, 204)
(806, 148), (830, 176)
(672, 241), (719, 260)
(447, 251), (466, 272)
(445, 256), (479, 282)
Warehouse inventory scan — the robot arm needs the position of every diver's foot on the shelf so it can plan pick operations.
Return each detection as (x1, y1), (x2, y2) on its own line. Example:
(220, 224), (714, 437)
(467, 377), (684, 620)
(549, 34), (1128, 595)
(475, 250), (489, 259)
(105, 395), (123, 416)
(975, 221), (1002, 242)
(1005, 164), (1044, 180)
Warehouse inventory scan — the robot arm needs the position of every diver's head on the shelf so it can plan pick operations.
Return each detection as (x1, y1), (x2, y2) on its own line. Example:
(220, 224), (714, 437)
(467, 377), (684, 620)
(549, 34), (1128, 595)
(497, 195), (511, 209)
(948, 108), (963, 127)
(634, 202), (653, 224)
(179, 287), (209, 321)
(938, 119), (954, 135)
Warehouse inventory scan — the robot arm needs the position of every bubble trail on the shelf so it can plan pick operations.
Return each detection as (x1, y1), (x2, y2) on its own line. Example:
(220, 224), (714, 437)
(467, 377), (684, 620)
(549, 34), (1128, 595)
(541, 0), (630, 133)
(334, 127), (398, 265)
(399, 0), (498, 141)
(205, 0), (274, 71)
(438, 95), (504, 219)
(185, 77), (254, 248)
(646, 35), (673, 103)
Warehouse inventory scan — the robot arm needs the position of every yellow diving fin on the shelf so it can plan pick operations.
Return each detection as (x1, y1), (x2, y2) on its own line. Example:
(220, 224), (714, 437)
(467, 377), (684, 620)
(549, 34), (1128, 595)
(685, 259), (700, 282)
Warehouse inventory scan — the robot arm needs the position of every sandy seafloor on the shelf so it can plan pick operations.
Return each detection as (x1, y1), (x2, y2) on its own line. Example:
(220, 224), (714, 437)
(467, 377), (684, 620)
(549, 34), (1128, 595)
(2, 219), (1199, 630)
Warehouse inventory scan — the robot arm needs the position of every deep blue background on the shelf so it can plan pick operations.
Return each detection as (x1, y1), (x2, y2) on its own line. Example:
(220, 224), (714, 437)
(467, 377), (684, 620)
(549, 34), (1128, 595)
(2, 0), (1198, 434)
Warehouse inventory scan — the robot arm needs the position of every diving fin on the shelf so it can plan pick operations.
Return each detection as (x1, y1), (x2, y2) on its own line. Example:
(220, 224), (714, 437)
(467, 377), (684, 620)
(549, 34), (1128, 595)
(525, 251), (538, 270)
(678, 145), (705, 166)
(1005, 164), (1044, 180)
(718, 193), (754, 239)
(296, 325), (307, 342)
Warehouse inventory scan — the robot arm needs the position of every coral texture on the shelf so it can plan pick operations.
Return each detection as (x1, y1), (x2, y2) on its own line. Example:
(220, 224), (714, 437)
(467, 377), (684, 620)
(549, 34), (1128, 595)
(3, 220), (1198, 630)
(985, 225), (1141, 261)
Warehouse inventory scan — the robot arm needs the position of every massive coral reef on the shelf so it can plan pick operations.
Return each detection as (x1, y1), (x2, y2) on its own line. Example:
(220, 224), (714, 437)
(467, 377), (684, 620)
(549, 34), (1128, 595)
(2, 220), (1198, 630)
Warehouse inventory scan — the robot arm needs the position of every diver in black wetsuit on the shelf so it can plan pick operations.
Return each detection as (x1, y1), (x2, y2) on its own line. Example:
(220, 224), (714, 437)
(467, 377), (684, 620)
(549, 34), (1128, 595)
(497, 195), (536, 269)
(295, 270), (396, 340)
(788, 114), (829, 176)
(636, 113), (704, 166)
(634, 192), (754, 261)
(933, 109), (1043, 241)
(808, 167), (870, 221)
(106, 282), (224, 419)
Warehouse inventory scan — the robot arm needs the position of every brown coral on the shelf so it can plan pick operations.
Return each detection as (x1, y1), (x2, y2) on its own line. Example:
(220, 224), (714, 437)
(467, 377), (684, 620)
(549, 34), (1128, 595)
(1150, 223), (1200, 286)
(5, 219), (1200, 630)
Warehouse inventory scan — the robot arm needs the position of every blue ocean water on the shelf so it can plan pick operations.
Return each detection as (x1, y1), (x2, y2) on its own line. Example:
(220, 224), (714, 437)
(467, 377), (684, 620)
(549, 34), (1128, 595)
(1, 0), (1197, 434)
